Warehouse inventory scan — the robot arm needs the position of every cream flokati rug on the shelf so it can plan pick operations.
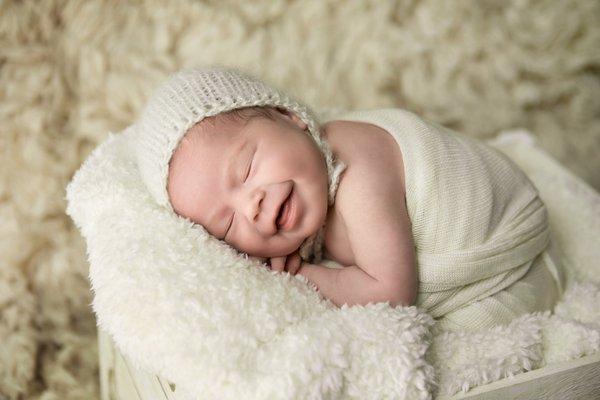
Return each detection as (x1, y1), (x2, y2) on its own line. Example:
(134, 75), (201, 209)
(1, 0), (600, 398)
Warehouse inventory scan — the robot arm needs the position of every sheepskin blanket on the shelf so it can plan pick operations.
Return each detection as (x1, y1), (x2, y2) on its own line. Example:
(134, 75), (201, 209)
(65, 122), (600, 399)
(3, 1), (600, 399)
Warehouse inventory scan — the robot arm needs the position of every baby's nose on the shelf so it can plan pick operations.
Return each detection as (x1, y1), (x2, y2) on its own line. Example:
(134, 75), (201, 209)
(244, 189), (277, 236)
(246, 190), (263, 222)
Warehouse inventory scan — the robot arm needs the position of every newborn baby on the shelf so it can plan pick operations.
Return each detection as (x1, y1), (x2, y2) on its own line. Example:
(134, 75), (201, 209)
(167, 105), (418, 308)
(132, 67), (562, 331)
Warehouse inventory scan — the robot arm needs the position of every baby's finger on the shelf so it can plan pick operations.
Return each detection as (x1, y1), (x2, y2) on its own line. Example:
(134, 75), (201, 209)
(285, 253), (302, 275)
(269, 256), (286, 272)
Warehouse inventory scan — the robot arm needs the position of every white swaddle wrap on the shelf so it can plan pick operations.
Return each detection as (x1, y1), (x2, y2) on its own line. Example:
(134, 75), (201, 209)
(323, 108), (563, 330)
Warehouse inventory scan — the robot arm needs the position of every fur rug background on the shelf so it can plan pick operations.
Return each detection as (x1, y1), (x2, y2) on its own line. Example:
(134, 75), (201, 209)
(1, 0), (598, 398)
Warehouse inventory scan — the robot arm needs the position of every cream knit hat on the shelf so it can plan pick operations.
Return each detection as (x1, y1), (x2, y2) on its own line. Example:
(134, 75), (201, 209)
(127, 66), (346, 262)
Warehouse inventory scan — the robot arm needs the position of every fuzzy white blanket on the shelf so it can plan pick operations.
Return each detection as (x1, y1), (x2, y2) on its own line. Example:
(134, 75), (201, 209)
(66, 127), (600, 399)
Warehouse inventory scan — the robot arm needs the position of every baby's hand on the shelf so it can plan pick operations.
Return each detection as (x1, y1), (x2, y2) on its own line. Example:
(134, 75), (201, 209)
(268, 249), (302, 275)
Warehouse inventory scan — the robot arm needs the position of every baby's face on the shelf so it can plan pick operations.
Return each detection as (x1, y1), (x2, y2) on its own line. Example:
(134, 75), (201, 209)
(167, 108), (329, 258)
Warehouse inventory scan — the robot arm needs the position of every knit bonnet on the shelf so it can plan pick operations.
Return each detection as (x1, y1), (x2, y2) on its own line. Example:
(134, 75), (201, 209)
(127, 66), (346, 262)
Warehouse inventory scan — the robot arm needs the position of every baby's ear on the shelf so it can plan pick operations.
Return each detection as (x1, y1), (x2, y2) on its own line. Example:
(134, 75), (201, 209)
(275, 107), (308, 131)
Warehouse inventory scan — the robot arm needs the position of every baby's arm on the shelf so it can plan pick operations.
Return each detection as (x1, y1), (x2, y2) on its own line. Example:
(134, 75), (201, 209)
(268, 250), (302, 275)
(267, 252), (398, 307)
(297, 262), (409, 307)
(268, 248), (414, 308)
(300, 153), (417, 308)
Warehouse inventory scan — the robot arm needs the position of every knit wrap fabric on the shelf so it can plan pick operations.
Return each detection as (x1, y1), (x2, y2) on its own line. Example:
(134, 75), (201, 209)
(126, 66), (346, 262)
(324, 109), (563, 330)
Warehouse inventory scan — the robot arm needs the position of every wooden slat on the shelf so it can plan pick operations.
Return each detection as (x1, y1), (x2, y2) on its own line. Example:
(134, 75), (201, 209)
(98, 328), (180, 400)
(113, 349), (143, 400)
(98, 329), (117, 400)
(439, 352), (600, 400)
(120, 354), (177, 400)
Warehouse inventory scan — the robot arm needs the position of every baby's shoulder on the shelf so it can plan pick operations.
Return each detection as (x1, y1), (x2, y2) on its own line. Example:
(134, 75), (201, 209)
(322, 119), (406, 195)
(322, 119), (408, 241)
(322, 120), (413, 268)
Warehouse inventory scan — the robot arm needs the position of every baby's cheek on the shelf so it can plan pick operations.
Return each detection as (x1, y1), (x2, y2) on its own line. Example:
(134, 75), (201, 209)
(229, 230), (299, 259)
(229, 234), (260, 256)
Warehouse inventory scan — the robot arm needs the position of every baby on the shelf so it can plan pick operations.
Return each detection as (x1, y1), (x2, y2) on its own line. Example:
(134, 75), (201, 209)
(131, 67), (563, 331)
(166, 105), (417, 308)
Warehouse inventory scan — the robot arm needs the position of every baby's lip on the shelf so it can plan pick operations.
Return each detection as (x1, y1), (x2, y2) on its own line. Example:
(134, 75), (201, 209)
(274, 184), (293, 232)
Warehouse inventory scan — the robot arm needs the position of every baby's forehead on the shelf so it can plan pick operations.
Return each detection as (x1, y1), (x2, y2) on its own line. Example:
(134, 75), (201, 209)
(193, 113), (233, 133)
(180, 115), (238, 146)
(168, 118), (232, 184)
(181, 107), (275, 146)
(175, 106), (281, 157)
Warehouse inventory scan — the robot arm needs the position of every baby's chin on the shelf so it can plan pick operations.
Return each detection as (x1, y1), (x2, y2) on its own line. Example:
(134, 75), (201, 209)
(244, 235), (306, 259)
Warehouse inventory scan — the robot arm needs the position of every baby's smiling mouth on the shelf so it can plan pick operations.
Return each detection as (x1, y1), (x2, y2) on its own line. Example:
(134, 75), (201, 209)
(275, 188), (293, 230)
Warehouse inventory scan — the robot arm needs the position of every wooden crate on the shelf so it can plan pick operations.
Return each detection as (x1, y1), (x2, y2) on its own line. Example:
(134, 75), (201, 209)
(98, 328), (600, 400)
